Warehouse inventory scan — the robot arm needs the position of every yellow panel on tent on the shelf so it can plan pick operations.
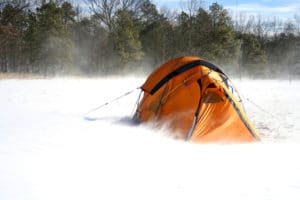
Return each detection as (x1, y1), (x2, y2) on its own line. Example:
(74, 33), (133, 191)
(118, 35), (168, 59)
(134, 56), (261, 143)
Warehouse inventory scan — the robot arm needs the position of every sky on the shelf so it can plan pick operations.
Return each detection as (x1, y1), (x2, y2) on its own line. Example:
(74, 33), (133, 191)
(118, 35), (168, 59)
(154, 0), (300, 21)
(78, 0), (300, 23)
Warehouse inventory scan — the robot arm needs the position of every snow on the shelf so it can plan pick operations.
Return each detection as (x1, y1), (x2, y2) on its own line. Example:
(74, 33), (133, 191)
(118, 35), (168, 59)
(0, 77), (300, 200)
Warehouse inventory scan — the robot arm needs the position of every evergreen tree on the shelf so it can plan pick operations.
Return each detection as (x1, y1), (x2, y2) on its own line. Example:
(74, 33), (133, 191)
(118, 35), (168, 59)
(239, 33), (267, 76)
(33, 2), (74, 75)
(139, 0), (174, 66)
(0, 1), (299, 77)
(0, 2), (28, 72)
(206, 3), (239, 64)
(265, 22), (300, 77)
(72, 15), (114, 74)
(110, 10), (143, 69)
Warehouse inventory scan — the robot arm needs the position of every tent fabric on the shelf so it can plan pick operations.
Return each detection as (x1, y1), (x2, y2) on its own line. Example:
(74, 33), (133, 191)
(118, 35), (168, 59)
(135, 56), (261, 143)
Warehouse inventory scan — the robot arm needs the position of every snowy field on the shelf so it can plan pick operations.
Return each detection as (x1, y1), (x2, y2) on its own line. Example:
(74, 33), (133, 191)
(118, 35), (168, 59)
(0, 77), (300, 200)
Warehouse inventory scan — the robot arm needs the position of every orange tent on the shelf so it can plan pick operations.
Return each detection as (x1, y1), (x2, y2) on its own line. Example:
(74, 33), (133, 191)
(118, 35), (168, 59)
(134, 56), (261, 143)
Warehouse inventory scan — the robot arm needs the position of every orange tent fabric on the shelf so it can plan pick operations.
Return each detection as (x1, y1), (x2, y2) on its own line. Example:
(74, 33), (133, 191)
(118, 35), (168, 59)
(134, 56), (261, 143)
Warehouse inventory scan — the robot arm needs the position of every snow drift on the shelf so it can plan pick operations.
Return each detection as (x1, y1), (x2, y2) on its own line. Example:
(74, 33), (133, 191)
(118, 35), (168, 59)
(0, 77), (300, 200)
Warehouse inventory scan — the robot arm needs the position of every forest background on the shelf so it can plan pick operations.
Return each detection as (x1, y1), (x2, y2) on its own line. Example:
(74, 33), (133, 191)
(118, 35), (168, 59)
(1, 0), (299, 78)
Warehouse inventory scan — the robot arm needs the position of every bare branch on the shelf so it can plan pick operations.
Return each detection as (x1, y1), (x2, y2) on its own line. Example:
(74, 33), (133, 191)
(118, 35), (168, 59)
(180, 0), (204, 17)
(85, 0), (144, 30)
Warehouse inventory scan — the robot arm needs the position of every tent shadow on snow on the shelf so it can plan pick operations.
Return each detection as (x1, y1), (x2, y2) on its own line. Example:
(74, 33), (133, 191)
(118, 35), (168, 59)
(84, 116), (140, 127)
(133, 56), (261, 144)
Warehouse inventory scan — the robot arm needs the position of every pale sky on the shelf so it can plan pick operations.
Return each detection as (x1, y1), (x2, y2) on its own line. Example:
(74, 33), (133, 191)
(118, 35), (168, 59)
(155, 0), (300, 21)
(78, 0), (300, 22)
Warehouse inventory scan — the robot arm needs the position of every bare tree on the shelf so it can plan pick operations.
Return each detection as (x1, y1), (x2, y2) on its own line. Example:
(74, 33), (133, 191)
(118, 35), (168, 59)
(0, 0), (30, 25)
(180, 0), (204, 17)
(85, 0), (144, 31)
(266, 17), (283, 36)
(159, 6), (177, 22)
(235, 12), (245, 33)
(33, 0), (65, 6)
(295, 14), (300, 35)
(178, 0), (204, 51)
(87, 0), (119, 30)
(121, 0), (143, 11)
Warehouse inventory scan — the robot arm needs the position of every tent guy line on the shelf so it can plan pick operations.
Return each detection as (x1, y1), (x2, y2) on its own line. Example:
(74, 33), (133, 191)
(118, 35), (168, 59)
(83, 87), (140, 119)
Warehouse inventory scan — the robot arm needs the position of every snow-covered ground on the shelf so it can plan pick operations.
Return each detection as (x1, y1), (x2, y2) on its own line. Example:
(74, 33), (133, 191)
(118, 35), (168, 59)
(0, 77), (300, 200)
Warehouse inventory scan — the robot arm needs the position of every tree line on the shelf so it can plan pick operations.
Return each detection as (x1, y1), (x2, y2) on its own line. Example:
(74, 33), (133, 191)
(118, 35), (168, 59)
(1, 0), (300, 78)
